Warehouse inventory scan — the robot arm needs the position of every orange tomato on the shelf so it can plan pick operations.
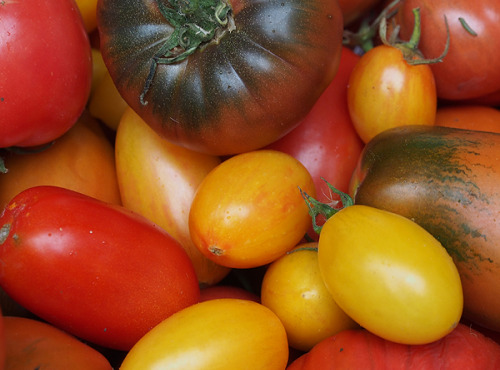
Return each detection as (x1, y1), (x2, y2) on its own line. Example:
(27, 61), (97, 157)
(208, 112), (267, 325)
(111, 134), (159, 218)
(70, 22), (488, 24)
(189, 150), (316, 269)
(347, 45), (437, 143)
(120, 299), (289, 369)
(4, 316), (112, 370)
(115, 107), (230, 286)
(0, 110), (121, 210)
(261, 243), (359, 351)
(435, 104), (500, 133)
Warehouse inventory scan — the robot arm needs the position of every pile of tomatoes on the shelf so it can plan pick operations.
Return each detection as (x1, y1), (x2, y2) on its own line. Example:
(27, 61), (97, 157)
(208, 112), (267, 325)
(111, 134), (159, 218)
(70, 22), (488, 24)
(1, 0), (500, 368)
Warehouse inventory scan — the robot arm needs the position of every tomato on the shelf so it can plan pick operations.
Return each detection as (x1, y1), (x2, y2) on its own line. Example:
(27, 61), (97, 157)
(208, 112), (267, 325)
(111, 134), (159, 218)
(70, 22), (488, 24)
(0, 186), (200, 350)
(4, 316), (112, 370)
(199, 285), (260, 302)
(97, 0), (343, 155)
(75, 0), (99, 33)
(121, 299), (289, 369)
(0, 111), (122, 211)
(435, 104), (500, 133)
(0, 0), (92, 148)
(315, 202), (463, 344)
(347, 41), (437, 143)
(189, 150), (316, 268)
(396, 0), (500, 101)
(266, 47), (364, 238)
(261, 243), (359, 352)
(115, 107), (230, 286)
(339, 0), (383, 26)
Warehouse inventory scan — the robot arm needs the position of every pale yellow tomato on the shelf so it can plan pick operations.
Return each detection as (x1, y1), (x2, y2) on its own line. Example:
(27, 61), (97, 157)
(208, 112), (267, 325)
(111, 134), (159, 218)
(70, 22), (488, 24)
(261, 243), (359, 351)
(189, 150), (316, 269)
(115, 107), (229, 286)
(120, 299), (289, 369)
(318, 204), (463, 345)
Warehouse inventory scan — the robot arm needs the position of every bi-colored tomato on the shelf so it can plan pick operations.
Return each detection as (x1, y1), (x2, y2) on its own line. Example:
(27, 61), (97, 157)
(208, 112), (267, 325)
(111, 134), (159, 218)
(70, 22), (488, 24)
(318, 204), (463, 345)
(121, 299), (289, 369)
(0, 186), (200, 350)
(0, 0), (92, 148)
(189, 150), (316, 268)
(261, 243), (359, 352)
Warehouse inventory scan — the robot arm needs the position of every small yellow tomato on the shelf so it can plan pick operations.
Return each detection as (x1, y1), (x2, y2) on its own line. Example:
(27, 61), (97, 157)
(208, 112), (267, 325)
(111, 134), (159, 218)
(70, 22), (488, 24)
(189, 150), (316, 269)
(115, 107), (229, 286)
(261, 243), (359, 351)
(121, 299), (289, 370)
(318, 204), (463, 345)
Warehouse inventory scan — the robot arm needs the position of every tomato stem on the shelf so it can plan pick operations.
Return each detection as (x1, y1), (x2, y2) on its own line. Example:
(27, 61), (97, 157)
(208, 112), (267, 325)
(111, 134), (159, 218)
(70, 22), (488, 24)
(299, 178), (354, 235)
(139, 0), (235, 105)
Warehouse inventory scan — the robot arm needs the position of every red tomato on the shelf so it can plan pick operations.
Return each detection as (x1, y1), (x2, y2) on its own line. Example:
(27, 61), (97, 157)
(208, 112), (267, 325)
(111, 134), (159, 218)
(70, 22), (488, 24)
(0, 0), (92, 148)
(4, 316), (112, 370)
(266, 47), (364, 237)
(396, 0), (500, 101)
(0, 186), (200, 351)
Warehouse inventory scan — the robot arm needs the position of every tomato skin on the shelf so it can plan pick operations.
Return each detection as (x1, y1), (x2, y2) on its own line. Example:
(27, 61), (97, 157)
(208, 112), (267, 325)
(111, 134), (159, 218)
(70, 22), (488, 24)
(0, 0), (92, 148)
(266, 47), (364, 238)
(189, 150), (316, 269)
(121, 299), (289, 369)
(339, 0), (382, 25)
(318, 205), (463, 345)
(115, 107), (230, 286)
(397, 0), (500, 101)
(0, 186), (200, 351)
(97, 0), (343, 155)
(435, 104), (500, 133)
(4, 316), (112, 370)
(347, 44), (436, 143)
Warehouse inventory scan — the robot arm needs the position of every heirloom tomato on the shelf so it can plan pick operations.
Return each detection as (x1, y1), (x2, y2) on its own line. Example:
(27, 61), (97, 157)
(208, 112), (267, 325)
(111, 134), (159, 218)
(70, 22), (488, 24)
(0, 186), (200, 351)
(314, 201), (463, 345)
(97, 0), (343, 155)
(115, 107), (230, 286)
(4, 316), (112, 370)
(396, 0), (500, 101)
(121, 299), (289, 369)
(189, 150), (316, 268)
(0, 0), (92, 148)
(261, 243), (359, 352)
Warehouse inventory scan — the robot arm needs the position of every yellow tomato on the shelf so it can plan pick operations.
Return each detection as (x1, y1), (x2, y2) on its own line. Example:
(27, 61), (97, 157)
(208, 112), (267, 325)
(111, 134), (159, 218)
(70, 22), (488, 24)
(318, 204), (463, 345)
(115, 107), (229, 286)
(189, 150), (316, 269)
(121, 299), (289, 369)
(0, 110), (121, 210)
(90, 48), (107, 97)
(261, 243), (359, 351)
(74, 0), (98, 33)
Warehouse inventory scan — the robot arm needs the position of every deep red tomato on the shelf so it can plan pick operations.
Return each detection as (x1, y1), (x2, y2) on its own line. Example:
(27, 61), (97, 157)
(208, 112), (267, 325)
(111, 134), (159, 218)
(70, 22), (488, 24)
(0, 186), (200, 351)
(266, 47), (364, 237)
(97, 0), (343, 155)
(396, 0), (500, 101)
(0, 0), (92, 148)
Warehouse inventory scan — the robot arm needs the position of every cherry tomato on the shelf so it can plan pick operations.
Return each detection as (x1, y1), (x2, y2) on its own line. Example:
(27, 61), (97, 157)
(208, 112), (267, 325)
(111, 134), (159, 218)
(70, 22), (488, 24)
(317, 203), (463, 344)
(435, 105), (500, 133)
(261, 243), (359, 351)
(189, 150), (316, 268)
(121, 299), (289, 369)
(0, 111), (122, 210)
(0, 186), (200, 350)
(0, 0), (92, 148)
(396, 0), (500, 101)
(115, 106), (230, 286)
(4, 316), (112, 370)
(347, 43), (436, 143)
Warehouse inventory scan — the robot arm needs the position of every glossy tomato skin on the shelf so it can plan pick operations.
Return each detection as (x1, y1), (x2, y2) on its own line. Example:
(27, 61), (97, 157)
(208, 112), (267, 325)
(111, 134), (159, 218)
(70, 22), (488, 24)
(397, 0), (500, 101)
(121, 299), (289, 369)
(347, 44), (437, 143)
(97, 0), (343, 155)
(435, 104), (500, 133)
(0, 0), (92, 148)
(0, 186), (200, 351)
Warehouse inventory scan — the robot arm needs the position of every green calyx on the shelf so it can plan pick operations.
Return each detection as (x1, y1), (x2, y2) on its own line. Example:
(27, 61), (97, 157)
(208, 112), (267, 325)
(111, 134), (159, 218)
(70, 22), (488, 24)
(299, 178), (354, 236)
(140, 0), (234, 105)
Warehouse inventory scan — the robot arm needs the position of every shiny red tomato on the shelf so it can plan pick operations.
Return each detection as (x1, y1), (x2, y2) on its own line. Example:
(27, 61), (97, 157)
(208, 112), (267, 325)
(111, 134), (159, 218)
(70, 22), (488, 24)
(396, 0), (500, 101)
(0, 0), (92, 148)
(0, 186), (200, 351)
